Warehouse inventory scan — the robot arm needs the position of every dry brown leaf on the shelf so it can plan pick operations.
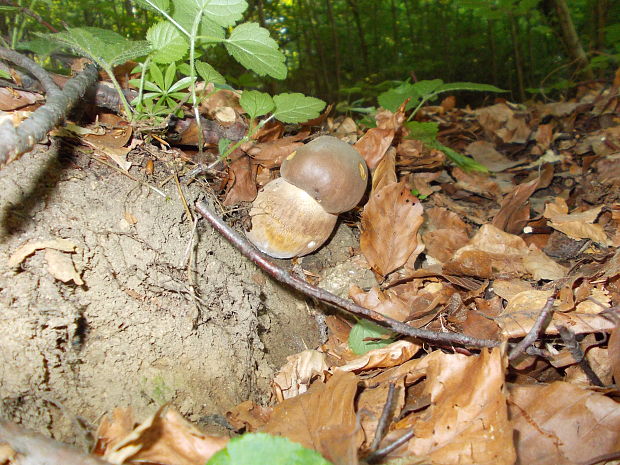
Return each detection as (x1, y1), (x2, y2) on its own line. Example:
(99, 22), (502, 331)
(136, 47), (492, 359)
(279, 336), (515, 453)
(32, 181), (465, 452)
(385, 348), (515, 465)
(357, 378), (406, 449)
(349, 285), (411, 321)
(8, 238), (78, 267)
(226, 401), (272, 432)
(492, 177), (540, 234)
(452, 167), (502, 201)
(45, 249), (84, 285)
(261, 371), (364, 465)
(423, 207), (471, 263)
(360, 181), (424, 277)
(245, 134), (306, 168)
(222, 155), (257, 205)
(509, 381), (620, 465)
(0, 87), (43, 111)
(271, 349), (329, 402)
(93, 407), (136, 455)
(444, 224), (566, 280)
(610, 327), (620, 385)
(334, 340), (420, 372)
(465, 140), (523, 172)
(475, 103), (531, 144)
(543, 197), (609, 245)
(99, 405), (227, 465)
(354, 127), (394, 170)
(370, 147), (397, 194)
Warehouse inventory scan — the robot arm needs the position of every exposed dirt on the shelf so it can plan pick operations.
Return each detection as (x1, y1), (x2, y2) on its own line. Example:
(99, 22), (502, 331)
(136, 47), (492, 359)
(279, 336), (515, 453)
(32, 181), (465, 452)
(0, 142), (328, 443)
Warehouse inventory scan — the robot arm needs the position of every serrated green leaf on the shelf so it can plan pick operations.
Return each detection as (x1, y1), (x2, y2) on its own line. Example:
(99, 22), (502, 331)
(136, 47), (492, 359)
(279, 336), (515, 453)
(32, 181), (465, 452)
(411, 79), (444, 98)
(172, 0), (225, 45)
(404, 121), (439, 145)
(239, 90), (274, 119)
(225, 22), (287, 79)
(435, 82), (507, 94)
(348, 319), (396, 355)
(16, 38), (59, 57)
(194, 0), (248, 27)
(207, 432), (333, 465)
(147, 21), (188, 63)
(272, 93), (326, 123)
(195, 60), (226, 84)
(377, 82), (417, 112)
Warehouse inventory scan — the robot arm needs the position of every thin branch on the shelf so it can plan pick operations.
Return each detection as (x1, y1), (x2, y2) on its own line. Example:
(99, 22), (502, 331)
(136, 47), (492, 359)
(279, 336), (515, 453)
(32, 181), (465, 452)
(508, 296), (555, 361)
(557, 324), (604, 387)
(365, 429), (415, 463)
(0, 48), (99, 165)
(370, 383), (396, 452)
(0, 0), (59, 32)
(195, 200), (499, 349)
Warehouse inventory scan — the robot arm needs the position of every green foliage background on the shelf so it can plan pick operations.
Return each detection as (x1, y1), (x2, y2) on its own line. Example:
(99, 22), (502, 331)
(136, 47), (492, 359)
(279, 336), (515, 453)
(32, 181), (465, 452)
(1, 0), (619, 102)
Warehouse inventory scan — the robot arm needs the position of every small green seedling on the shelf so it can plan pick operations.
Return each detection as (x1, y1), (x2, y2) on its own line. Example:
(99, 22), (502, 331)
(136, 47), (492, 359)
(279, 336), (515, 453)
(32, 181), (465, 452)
(208, 432), (333, 465)
(348, 318), (396, 355)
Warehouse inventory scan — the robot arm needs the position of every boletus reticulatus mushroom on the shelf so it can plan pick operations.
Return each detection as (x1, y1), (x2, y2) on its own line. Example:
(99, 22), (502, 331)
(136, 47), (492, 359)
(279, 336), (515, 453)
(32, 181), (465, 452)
(246, 135), (368, 258)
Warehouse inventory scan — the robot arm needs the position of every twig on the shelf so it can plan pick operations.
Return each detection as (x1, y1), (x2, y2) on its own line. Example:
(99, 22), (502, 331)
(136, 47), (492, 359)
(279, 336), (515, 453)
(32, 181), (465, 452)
(365, 429), (415, 463)
(508, 296), (555, 361)
(195, 200), (498, 349)
(557, 324), (604, 387)
(369, 383), (396, 452)
(0, 48), (99, 165)
(0, 0), (58, 32)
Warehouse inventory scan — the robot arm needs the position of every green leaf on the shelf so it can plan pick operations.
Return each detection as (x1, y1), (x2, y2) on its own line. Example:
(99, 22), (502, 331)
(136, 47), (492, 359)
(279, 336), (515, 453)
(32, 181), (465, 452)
(410, 79), (444, 98)
(147, 21), (188, 63)
(164, 62), (177, 89)
(377, 82), (417, 112)
(435, 82), (507, 94)
(16, 38), (59, 57)
(132, 0), (170, 13)
(272, 93), (326, 123)
(172, 0), (225, 45)
(430, 141), (489, 173)
(149, 62), (165, 90)
(168, 75), (194, 92)
(207, 433), (333, 465)
(239, 90), (274, 120)
(225, 22), (287, 79)
(195, 60), (226, 84)
(196, 0), (248, 27)
(218, 137), (232, 156)
(404, 121), (439, 145)
(348, 319), (396, 355)
(0, 68), (11, 80)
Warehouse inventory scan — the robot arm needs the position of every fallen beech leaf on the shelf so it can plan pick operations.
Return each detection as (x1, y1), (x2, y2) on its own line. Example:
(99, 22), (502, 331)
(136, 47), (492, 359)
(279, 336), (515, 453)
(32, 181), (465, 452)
(475, 103), (531, 144)
(444, 224), (566, 280)
(226, 401), (272, 432)
(492, 177), (540, 234)
(370, 147), (397, 194)
(509, 382), (620, 465)
(335, 340), (420, 372)
(386, 348), (515, 465)
(354, 127), (394, 170)
(357, 378), (406, 448)
(93, 407), (136, 455)
(272, 349), (329, 402)
(100, 405), (227, 465)
(360, 181), (424, 277)
(8, 238), (77, 267)
(223, 155), (257, 205)
(45, 249), (83, 285)
(423, 207), (470, 263)
(261, 371), (364, 465)
(349, 285), (411, 321)
(543, 197), (609, 245)
(465, 140), (523, 172)
(246, 134), (306, 168)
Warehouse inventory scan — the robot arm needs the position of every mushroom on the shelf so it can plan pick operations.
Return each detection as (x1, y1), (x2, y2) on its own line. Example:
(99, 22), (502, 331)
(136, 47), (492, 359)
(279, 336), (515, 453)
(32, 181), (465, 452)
(246, 135), (368, 258)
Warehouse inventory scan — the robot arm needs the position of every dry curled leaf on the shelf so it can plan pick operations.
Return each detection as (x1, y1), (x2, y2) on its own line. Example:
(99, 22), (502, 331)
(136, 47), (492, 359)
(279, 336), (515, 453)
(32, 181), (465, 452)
(360, 181), (424, 277)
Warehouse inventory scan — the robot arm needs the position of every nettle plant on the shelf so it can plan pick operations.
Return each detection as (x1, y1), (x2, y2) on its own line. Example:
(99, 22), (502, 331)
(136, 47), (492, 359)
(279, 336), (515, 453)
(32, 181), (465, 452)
(43, 0), (325, 153)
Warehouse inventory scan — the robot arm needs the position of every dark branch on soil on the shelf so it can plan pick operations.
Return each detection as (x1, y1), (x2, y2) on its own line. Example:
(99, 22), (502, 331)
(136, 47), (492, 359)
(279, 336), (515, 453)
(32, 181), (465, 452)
(508, 296), (555, 361)
(195, 200), (499, 349)
(0, 48), (99, 166)
(0, 421), (113, 465)
(370, 383), (396, 452)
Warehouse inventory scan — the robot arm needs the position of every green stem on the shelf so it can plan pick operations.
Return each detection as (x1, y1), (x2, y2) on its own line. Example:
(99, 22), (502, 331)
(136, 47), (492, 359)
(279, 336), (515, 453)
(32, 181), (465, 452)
(134, 56), (152, 114)
(105, 65), (134, 121)
(189, 12), (204, 155)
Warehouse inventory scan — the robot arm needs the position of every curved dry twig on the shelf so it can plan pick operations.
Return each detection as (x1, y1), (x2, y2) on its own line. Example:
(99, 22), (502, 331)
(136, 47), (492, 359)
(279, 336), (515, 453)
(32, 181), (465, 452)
(195, 200), (499, 349)
(0, 47), (99, 165)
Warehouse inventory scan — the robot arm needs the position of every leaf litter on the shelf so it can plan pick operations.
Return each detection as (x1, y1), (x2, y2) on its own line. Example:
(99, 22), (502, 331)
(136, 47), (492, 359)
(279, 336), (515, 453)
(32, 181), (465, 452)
(2, 65), (620, 465)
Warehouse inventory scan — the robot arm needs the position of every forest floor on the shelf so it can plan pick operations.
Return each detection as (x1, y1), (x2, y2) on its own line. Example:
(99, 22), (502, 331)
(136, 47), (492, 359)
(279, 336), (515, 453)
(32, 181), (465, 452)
(1, 72), (620, 465)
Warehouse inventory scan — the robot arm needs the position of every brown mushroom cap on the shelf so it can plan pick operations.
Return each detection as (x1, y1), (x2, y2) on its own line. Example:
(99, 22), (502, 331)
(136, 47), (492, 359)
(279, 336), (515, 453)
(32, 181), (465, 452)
(246, 178), (338, 258)
(280, 136), (368, 214)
